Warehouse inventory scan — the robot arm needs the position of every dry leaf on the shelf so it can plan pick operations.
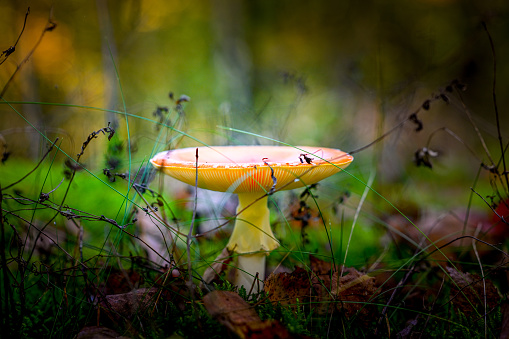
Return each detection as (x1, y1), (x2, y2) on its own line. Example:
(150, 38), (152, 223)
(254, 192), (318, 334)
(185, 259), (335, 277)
(331, 268), (378, 318)
(104, 268), (143, 295)
(264, 266), (311, 310)
(310, 254), (336, 276)
(332, 269), (374, 296)
(446, 267), (500, 317)
(203, 290), (302, 339)
(309, 256), (378, 318)
(100, 287), (159, 322)
(75, 326), (130, 339)
(76, 326), (128, 339)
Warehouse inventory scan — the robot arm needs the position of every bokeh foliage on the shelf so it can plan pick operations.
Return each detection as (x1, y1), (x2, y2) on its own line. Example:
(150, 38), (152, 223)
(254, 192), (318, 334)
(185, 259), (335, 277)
(1, 0), (508, 165)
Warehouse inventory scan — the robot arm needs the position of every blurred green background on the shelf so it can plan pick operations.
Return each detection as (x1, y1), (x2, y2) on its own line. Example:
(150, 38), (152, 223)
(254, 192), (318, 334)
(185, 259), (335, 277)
(1, 0), (508, 168)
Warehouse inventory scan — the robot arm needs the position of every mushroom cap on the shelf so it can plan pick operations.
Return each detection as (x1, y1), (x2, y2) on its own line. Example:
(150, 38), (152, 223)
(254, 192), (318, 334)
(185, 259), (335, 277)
(150, 145), (353, 193)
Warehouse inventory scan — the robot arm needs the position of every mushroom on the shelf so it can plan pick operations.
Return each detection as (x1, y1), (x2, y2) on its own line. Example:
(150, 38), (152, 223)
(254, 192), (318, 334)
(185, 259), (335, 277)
(150, 145), (353, 291)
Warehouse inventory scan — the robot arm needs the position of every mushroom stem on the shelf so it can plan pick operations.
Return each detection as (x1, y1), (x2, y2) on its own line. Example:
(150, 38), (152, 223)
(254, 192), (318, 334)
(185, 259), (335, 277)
(234, 253), (266, 292)
(227, 192), (279, 291)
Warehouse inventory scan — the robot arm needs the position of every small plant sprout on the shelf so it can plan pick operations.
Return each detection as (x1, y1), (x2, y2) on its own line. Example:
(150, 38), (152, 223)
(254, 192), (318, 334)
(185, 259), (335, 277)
(150, 145), (353, 292)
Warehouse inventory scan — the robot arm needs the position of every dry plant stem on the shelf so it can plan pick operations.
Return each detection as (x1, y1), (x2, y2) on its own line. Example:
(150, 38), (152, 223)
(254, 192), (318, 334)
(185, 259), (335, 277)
(235, 256), (264, 293)
(4, 194), (173, 265)
(0, 184), (12, 330)
(483, 22), (509, 191)
(247, 272), (259, 296)
(340, 170), (375, 277)
(454, 89), (495, 168)
(24, 125), (116, 270)
(426, 128), (485, 165)
(0, 9), (56, 98)
(423, 234), (509, 260)
(348, 114), (409, 155)
(187, 148), (199, 292)
(347, 80), (465, 156)
(0, 7), (30, 66)
(78, 222), (84, 263)
(347, 96), (432, 155)
(375, 232), (429, 334)
(458, 166), (482, 249)
(419, 277), (446, 339)
(440, 269), (493, 319)
(375, 263), (417, 336)
(134, 185), (187, 237)
(472, 223), (487, 338)
(2, 138), (58, 191)
(133, 185), (182, 262)
(2, 208), (83, 266)
(471, 188), (509, 225)
(16, 139), (63, 266)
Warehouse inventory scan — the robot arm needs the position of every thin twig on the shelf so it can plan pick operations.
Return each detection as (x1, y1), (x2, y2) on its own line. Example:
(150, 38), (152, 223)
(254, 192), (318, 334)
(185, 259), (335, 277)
(348, 84), (459, 155)
(262, 158), (277, 195)
(0, 7), (30, 66)
(419, 276), (446, 339)
(426, 127), (488, 169)
(348, 116), (409, 155)
(0, 9), (56, 97)
(2, 138), (58, 191)
(472, 223), (487, 338)
(0, 183), (12, 330)
(1, 209), (85, 268)
(375, 263), (417, 336)
(2, 194), (173, 265)
(187, 148), (199, 292)
(483, 22), (509, 192)
(471, 187), (508, 225)
(134, 185), (187, 237)
(341, 169), (375, 277)
(454, 89), (495, 169)
(423, 234), (509, 260)
(247, 272), (259, 296)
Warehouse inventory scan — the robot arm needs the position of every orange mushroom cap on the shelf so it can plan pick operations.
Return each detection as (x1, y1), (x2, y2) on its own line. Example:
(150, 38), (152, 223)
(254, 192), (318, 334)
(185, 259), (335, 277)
(150, 145), (353, 193)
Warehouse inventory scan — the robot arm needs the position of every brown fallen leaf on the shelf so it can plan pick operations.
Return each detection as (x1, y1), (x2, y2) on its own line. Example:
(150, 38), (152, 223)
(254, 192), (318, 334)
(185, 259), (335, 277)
(309, 255), (378, 318)
(100, 287), (160, 323)
(75, 326), (130, 339)
(203, 290), (306, 339)
(330, 268), (378, 319)
(104, 267), (143, 295)
(446, 267), (500, 318)
(264, 266), (311, 310)
(308, 255), (337, 314)
(310, 254), (336, 275)
(332, 269), (375, 296)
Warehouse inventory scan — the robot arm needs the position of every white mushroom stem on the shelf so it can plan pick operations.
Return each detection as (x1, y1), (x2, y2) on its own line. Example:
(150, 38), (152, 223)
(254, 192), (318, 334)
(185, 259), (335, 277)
(234, 254), (266, 293)
(227, 192), (279, 292)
